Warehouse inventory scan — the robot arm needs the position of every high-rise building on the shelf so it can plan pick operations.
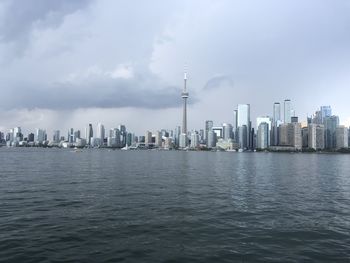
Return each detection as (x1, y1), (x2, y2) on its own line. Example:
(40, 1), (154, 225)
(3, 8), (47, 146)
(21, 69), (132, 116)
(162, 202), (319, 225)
(53, 130), (60, 143)
(336, 126), (348, 149)
(279, 122), (302, 150)
(190, 131), (199, 148)
(96, 123), (105, 146)
(145, 131), (152, 145)
(273, 103), (281, 124)
(174, 126), (181, 147)
(257, 122), (269, 149)
(233, 109), (238, 141)
(28, 133), (35, 142)
(181, 72), (189, 147)
(222, 123), (233, 140)
(320, 106), (332, 122)
(324, 116), (339, 149)
(36, 129), (46, 144)
(237, 104), (250, 149)
(68, 128), (74, 143)
(257, 116), (272, 146)
(302, 127), (308, 148)
(207, 129), (216, 148)
(118, 125), (127, 147)
(74, 130), (81, 142)
(205, 120), (213, 143)
(316, 125), (325, 150)
(284, 99), (291, 123)
(85, 124), (93, 145)
(237, 104), (250, 127)
(238, 125), (248, 149)
(155, 131), (162, 147)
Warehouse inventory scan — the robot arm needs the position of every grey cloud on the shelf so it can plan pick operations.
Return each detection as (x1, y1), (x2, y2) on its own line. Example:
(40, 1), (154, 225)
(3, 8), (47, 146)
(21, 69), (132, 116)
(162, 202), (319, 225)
(203, 76), (234, 91)
(2, 72), (195, 110)
(0, 0), (90, 43)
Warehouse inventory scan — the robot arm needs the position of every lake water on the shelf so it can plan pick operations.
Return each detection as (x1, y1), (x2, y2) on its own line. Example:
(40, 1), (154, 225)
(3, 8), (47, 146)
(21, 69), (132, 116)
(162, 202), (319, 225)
(0, 148), (349, 262)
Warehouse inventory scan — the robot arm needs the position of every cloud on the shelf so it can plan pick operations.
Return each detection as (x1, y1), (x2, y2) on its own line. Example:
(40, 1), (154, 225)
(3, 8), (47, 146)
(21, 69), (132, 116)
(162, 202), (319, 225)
(1, 0), (350, 133)
(0, 0), (90, 43)
(2, 65), (185, 110)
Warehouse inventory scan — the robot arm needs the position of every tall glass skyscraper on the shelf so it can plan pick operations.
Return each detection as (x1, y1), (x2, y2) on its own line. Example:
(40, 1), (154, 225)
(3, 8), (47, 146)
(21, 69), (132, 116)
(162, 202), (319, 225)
(273, 102), (281, 124)
(237, 104), (250, 149)
(284, 99), (291, 123)
(320, 106), (332, 123)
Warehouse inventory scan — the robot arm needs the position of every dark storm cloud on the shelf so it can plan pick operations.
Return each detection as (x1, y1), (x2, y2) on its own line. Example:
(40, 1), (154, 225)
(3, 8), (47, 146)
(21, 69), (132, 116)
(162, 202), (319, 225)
(2, 75), (190, 110)
(0, 0), (90, 43)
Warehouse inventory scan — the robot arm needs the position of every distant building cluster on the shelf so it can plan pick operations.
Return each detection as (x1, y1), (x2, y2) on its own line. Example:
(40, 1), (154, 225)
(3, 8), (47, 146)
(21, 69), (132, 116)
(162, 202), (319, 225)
(0, 74), (349, 152)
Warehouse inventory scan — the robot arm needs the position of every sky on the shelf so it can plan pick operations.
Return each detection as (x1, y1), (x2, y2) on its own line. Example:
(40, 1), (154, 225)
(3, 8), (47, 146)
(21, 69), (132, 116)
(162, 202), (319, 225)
(1, 0), (350, 136)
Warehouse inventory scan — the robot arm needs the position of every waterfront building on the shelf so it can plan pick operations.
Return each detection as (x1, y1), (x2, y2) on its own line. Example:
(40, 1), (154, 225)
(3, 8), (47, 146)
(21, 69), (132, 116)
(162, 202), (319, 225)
(85, 124), (93, 145)
(238, 125), (248, 149)
(74, 130), (81, 142)
(36, 128), (46, 144)
(233, 109), (238, 142)
(68, 128), (74, 143)
(302, 127), (308, 148)
(205, 120), (213, 143)
(308, 124), (324, 150)
(155, 131), (162, 147)
(320, 106), (332, 122)
(53, 130), (60, 143)
(284, 99), (291, 123)
(207, 129), (217, 148)
(237, 104), (250, 148)
(257, 116), (272, 146)
(279, 122), (302, 150)
(96, 123), (105, 146)
(336, 126), (348, 149)
(179, 133), (188, 148)
(324, 116), (339, 149)
(190, 131), (200, 149)
(257, 122), (269, 149)
(222, 123), (233, 140)
(145, 131), (152, 145)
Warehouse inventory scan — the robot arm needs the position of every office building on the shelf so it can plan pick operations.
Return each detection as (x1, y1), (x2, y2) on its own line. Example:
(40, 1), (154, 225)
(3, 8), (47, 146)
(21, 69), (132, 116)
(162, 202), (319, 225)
(257, 122), (269, 149)
(336, 126), (348, 149)
(205, 120), (213, 143)
(257, 116), (272, 146)
(53, 130), (60, 143)
(155, 131), (162, 147)
(284, 99), (291, 123)
(324, 116), (339, 149)
(222, 123), (233, 140)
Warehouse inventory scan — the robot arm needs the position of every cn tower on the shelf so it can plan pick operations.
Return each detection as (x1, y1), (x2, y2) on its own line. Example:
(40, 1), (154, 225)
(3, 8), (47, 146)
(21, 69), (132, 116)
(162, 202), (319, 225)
(181, 72), (189, 135)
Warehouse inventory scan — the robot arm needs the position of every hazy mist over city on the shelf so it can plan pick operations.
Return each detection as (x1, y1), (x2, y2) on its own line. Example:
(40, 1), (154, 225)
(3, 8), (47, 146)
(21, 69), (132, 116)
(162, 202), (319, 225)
(1, 0), (350, 135)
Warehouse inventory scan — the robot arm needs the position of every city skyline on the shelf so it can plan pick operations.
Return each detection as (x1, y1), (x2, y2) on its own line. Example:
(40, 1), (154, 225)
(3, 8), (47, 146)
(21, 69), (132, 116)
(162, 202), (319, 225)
(1, 1), (350, 134)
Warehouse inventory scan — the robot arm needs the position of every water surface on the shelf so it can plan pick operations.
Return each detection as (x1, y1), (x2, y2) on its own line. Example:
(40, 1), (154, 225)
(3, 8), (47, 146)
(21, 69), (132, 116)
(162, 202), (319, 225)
(0, 148), (349, 262)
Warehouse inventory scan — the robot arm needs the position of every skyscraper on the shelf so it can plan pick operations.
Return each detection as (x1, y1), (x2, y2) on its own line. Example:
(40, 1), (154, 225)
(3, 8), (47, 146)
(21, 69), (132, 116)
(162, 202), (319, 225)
(336, 126), (348, 149)
(257, 122), (269, 149)
(273, 102), (281, 124)
(222, 123), (233, 140)
(53, 130), (60, 143)
(85, 124), (93, 145)
(324, 115), (339, 149)
(205, 120), (213, 143)
(284, 99), (291, 123)
(97, 123), (105, 146)
(320, 106), (332, 122)
(181, 72), (189, 147)
(257, 116), (272, 146)
(237, 104), (250, 149)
